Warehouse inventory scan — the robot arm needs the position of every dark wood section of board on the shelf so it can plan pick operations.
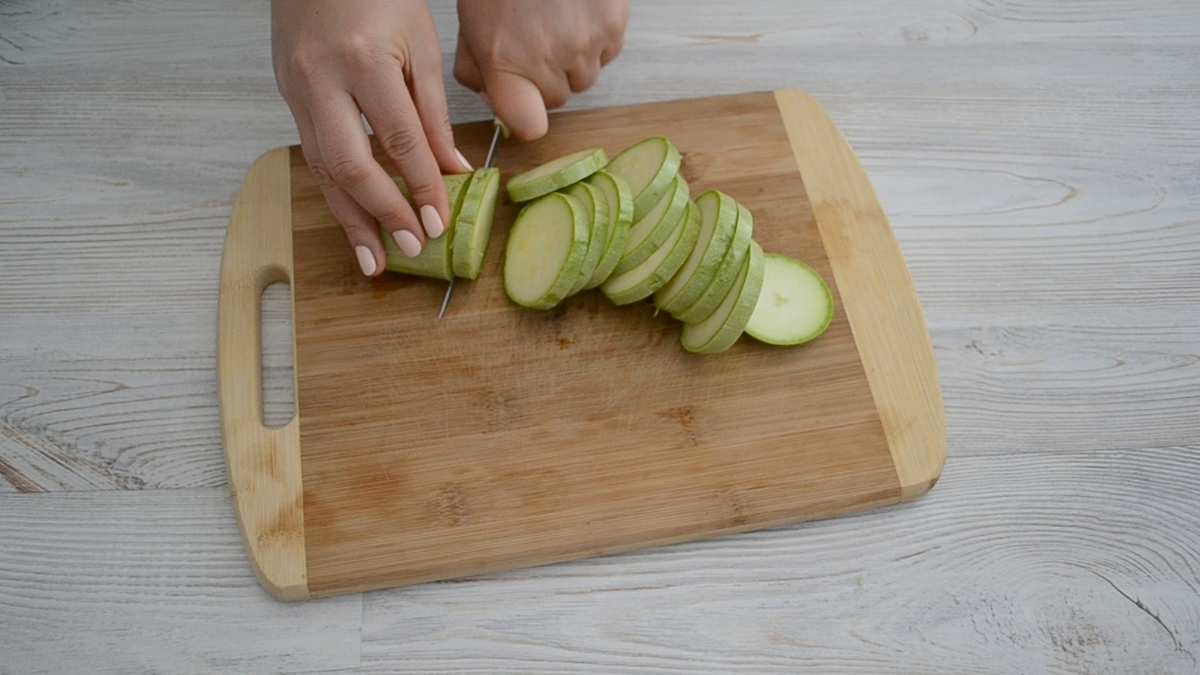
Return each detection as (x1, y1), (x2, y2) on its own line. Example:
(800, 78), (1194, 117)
(289, 91), (898, 596)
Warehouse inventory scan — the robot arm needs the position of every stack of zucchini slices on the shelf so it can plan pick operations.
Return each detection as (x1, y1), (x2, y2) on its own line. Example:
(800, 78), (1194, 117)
(502, 137), (834, 354)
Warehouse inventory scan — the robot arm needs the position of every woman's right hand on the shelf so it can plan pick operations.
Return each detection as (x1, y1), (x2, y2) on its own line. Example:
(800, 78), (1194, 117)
(453, 0), (630, 141)
(271, 0), (473, 277)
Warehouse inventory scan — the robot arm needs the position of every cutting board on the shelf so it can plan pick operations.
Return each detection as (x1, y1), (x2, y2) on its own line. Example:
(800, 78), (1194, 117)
(217, 90), (944, 601)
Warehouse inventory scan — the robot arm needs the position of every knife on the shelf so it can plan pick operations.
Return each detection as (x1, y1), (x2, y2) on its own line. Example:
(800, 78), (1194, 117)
(438, 119), (505, 319)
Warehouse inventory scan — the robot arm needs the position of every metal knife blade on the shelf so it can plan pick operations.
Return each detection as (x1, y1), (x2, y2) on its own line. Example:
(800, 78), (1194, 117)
(438, 120), (503, 319)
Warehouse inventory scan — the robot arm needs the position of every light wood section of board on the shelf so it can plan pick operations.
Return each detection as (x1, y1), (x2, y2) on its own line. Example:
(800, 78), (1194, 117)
(217, 146), (309, 600)
(289, 92), (904, 597)
(775, 89), (946, 500)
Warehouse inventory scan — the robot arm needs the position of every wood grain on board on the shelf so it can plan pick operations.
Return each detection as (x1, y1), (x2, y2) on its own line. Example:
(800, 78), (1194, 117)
(279, 90), (940, 598)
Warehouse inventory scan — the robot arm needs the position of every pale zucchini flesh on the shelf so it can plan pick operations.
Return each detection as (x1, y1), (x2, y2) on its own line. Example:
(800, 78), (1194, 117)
(601, 199), (701, 306)
(681, 240), (766, 354)
(503, 193), (589, 309)
(506, 147), (608, 203)
(604, 136), (682, 221)
(654, 189), (739, 314)
(612, 174), (689, 276)
(582, 171), (634, 290)
(745, 254), (834, 345)
(562, 181), (610, 297)
(673, 200), (755, 323)
(381, 172), (471, 281)
(452, 167), (501, 280)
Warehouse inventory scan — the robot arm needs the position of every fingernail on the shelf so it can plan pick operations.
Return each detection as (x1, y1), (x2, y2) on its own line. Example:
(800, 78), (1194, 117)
(420, 204), (444, 238)
(393, 229), (422, 258)
(355, 245), (377, 276)
(454, 148), (474, 172)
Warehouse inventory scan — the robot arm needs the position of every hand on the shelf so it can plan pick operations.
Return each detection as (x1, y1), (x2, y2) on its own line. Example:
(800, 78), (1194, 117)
(271, 0), (473, 276)
(453, 0), (630, 140)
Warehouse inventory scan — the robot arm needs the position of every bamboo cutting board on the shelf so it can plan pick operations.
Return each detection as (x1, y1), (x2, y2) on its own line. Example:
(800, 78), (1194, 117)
(218, 90), (944, 601)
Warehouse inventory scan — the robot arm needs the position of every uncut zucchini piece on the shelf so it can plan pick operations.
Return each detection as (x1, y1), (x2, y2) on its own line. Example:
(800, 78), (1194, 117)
(561, 180), (610, 297)
(582, 171), (634, 290)
(745, 254), (835, 345)
(601, 199), (701, 306)
(673, 200), (755, 323)
(611, 174), (689, 277)
(506, 147), (608, 203)
(503, 192), (589, 310)
(451, 167), (501, 280)
(604, 136), (682, 221)
(654, 189), (739, 314)
(381, 172), (471, 281)
(681, 240), (766, 354)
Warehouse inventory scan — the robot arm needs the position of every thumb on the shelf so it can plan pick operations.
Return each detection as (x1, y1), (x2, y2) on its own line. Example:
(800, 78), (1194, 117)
(482, 70), (548, 141)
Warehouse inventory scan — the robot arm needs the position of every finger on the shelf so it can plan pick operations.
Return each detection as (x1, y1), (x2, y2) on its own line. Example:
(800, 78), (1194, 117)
(308, 90), (426, 254)
(534, 68), (572, 110)
(600, 40), (624, 67)
(567, 58), (601, 94)
(294, 111), (386, 276)
(600, 30), (627, 67)
(354, 73), (451, 241)
(481, 70), (556, 141)
(452, 35), (484, 93)
(352, 76), (451, 240)
(410, 47), (474, 175)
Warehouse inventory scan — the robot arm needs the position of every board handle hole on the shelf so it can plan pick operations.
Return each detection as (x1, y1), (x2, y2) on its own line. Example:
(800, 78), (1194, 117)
(261, 280), (296, 429)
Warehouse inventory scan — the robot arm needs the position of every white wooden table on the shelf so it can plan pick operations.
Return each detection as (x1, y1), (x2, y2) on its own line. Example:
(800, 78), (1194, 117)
(3, 1), (1199, 672)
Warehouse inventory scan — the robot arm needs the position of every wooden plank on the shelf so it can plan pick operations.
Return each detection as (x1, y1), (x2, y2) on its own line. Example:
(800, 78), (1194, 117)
(355, 446), (1200, 674)
(217, 147), (308, 600)
(289, 93), (900, 597)
(775, 89), (944, 500)
(0, 489), (361, 675)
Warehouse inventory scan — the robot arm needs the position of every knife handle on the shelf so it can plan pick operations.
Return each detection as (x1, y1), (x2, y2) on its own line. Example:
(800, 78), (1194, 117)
(216, 146), (309, 600)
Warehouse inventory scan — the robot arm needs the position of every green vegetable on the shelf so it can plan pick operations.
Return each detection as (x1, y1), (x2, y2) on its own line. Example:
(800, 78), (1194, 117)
(381, 173), (471, 281)
(672, 200), (754, 323)
(602, 200), (701, 306)
(561, 180), (611, 297)
(451, 168), (501, 280)
(612, 174), (690, 276)
(582, 171), (634, 290)
(681, 240), (765, 354)
(604, 136), (682, 221)
(654, 189), (739, 315)
(503, 192), (589, 309)
(745, 254), (834, 345)
(506, 147), (608, 203)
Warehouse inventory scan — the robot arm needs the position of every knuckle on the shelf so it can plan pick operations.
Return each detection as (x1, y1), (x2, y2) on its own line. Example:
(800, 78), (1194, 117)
(325, 155), (369, 187)
(404, 173), (442, 201)
(453, 59), (473, 85)
(570, 35), (592, 55)
(337, 32), (387, 72)
(608, 11), (629, 35)
(476, 41), (506, 69)
(378, 126), (424, 161)
(289, 48), (323, 84)
(307, 161), (338, 190)
(543, 85), (569, 109)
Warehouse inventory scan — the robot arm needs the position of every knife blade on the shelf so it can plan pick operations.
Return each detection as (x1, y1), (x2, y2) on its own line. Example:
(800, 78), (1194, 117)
(438, 119), (504, 319)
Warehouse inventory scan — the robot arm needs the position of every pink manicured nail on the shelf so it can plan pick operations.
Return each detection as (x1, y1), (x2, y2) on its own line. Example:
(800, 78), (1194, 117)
(393, 230), (422, 258)
(455, 148), (474, 172)
(355, 246), (377, 276)
(420, 204), (444, 238)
